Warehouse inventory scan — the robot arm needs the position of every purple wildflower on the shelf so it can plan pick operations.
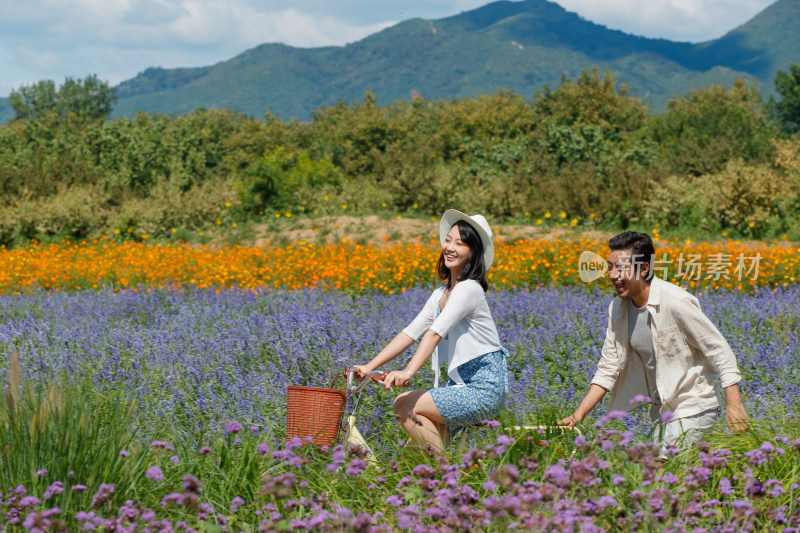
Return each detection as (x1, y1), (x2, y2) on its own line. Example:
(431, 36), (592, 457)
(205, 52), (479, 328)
(630, 394), (652, 404)
(482, 480), (498, 492)
(230, 496), (245, 512)
(346, 459), (367, 476)
(225, 421), (242, 434)
(496, 435), (515, 446)
(199, 446), (212, 455)
(146, 466), (164, 482)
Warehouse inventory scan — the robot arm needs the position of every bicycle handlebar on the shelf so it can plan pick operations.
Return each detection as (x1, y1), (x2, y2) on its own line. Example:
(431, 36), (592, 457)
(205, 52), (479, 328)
(346, 369), (388, 394)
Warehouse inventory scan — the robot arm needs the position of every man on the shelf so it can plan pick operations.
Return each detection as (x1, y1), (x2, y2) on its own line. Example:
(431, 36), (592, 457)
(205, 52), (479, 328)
(558, 231), (749, 455)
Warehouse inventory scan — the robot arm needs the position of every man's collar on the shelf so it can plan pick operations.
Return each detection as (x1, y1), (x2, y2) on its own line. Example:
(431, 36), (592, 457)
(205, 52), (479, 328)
(614, 277), (661, 320)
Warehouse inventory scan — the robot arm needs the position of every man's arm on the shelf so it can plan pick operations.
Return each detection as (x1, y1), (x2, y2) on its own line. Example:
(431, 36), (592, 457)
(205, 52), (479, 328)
(724, 383), (749, 432)
(559, 300), (621, 428)
(676, 296), (748, 432)
(557, 384), (608, 428)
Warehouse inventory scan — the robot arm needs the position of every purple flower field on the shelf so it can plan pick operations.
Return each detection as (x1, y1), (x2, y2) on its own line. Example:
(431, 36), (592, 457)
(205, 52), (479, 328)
(0, 286), (799, 531)
(1, 286), (797, 440)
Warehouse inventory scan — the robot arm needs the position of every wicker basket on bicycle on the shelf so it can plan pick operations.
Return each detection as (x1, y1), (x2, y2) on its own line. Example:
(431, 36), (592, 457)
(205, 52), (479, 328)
(286, 371), (348, 447)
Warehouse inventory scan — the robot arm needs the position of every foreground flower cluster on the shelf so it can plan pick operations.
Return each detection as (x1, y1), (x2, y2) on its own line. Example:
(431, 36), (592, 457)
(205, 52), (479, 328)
(0, 236), (796, 294)
(2, 419), (799, 532)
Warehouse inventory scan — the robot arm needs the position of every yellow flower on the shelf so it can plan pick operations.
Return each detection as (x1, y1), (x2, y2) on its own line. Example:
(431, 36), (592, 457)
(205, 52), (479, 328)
(748, 221), (755, 228)
(570, 218), (578, 227)
(285, 212), (292, 217)
(590, 213), (595, 219)
(397, 215), (402, 220)
(722, 231), (728, 237)
(382, 203), (387, 208)
(127, 228), (133, 233)
(198, 231), (203, 236)
(300, 206), (305, 211)
(216, 220), (222, 225)
(232, 223), (237, 228)
(544, 212), (551, 218)
(313, 210), (319, 215)
(141, 234), (150, 240)
(225, 202), (231, 207)
(114, 228), (120, 234)
(525, 212), (530, 217)
(342, 205), (347, 210)
(560, 211), (567, 219)
(275, 213), (281, 218)
(413, 203), (418, 208)
(324, 195), (329, 201)
(536, 218), (542, 224)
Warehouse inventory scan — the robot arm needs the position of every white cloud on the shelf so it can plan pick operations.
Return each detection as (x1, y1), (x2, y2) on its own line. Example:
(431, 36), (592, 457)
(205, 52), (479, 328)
(553, 0), (776, 42)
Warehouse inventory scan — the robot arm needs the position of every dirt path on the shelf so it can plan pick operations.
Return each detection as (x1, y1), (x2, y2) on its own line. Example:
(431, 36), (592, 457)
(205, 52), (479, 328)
(249, 215), (614, 247)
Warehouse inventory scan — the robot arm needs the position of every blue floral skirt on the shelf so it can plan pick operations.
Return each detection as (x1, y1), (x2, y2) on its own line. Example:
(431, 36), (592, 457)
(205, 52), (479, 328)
(428, 349), (508, 436)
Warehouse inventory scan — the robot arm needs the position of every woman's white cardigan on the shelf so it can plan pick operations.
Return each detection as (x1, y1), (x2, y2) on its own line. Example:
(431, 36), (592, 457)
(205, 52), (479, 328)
(402, 280), (502, 387)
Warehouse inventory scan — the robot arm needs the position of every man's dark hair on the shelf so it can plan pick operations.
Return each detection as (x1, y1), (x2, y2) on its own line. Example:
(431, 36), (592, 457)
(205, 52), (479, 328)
(608, 231), (655, 281)
(437, 220), (489, 291)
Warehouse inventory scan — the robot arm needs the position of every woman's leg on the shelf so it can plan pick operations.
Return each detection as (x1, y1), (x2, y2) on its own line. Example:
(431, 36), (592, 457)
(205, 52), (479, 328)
(394, 389), (448, 452)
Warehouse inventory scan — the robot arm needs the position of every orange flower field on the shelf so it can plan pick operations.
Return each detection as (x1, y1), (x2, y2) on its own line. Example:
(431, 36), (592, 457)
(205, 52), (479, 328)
(0, 236), (797, 294)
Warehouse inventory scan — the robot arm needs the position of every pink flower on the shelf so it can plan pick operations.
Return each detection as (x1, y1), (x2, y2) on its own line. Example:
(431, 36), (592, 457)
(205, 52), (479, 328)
(225, 421), (242, 434)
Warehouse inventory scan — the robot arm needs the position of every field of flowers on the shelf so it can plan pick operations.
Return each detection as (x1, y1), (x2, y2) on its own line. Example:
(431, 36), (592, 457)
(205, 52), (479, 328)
(1, 277), (799, 530)
(0, 236), (797, 294)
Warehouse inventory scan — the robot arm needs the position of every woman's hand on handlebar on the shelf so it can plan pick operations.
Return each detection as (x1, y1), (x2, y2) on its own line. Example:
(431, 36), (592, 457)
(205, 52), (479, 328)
(382, 369), (413, 391)
(352, 364), (372, 382)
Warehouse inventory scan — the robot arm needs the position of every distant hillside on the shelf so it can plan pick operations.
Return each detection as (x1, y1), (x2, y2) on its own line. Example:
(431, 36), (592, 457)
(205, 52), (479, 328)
(4, 0), (797, 124)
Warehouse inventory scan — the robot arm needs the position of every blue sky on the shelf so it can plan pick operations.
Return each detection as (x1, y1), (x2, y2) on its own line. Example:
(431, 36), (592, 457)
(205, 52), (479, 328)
(0, 0), (776, 97)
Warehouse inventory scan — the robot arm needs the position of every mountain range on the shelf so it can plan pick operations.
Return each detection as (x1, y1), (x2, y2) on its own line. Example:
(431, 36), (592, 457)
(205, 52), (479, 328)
(2, 0), (798, 122)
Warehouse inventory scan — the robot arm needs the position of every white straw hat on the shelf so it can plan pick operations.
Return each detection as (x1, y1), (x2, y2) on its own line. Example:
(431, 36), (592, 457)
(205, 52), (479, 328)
(439, 209), (494, 270)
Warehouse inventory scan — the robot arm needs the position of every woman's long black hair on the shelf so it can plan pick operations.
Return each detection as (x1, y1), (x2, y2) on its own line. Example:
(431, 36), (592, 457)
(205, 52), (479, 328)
(437, 220), (489, 292)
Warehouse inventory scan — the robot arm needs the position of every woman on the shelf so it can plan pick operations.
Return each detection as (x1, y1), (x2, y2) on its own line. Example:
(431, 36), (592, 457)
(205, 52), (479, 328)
(354, 209), (509, 451)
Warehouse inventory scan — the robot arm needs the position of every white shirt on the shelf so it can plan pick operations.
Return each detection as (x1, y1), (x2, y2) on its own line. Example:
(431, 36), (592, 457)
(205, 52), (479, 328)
(403, 280), (502, 387)
(591, 277), (742, 419)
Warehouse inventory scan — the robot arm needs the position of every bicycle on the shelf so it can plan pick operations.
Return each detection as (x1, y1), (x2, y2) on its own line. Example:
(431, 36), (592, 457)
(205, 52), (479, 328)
(286, 368), (580, 466)
(341, 368), (387, 463)
(340, 369), (580, 461)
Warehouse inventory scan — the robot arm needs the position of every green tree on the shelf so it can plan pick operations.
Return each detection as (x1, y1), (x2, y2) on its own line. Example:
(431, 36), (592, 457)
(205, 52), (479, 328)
(649, 79), (774, 176)
(532, 68), (648, 135)
(769, 63), (800, 135)
(9, 74), (117, 123)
